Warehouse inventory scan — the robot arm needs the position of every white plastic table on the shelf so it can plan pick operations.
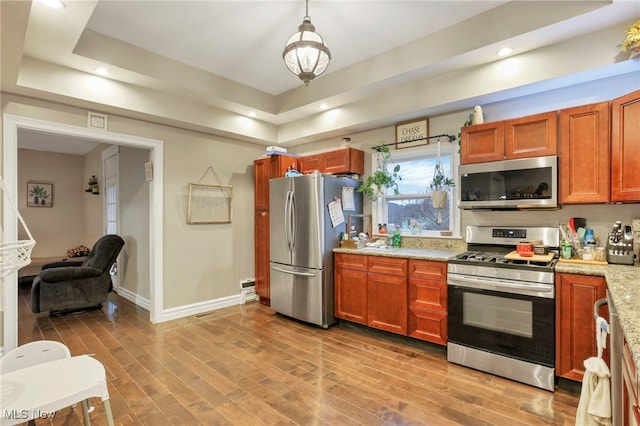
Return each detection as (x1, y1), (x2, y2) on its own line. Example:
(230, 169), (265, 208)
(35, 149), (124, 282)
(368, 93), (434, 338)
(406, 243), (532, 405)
(0, 355), (114, 426)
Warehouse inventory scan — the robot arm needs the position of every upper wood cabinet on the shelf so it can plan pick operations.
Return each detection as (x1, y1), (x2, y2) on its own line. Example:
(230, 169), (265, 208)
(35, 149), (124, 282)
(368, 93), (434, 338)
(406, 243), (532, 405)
(461, 111), (557, 164)
(460, 121), (505, 164)
(299, 148), (364, 175)
(611, 89), (640, 202)
(505, 111), (558, 160)
(559, 102), (610, 204)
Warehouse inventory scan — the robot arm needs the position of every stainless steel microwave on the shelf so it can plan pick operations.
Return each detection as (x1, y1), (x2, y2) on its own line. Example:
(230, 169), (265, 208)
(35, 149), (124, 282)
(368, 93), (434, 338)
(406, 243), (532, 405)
(458, 156), (558, 210)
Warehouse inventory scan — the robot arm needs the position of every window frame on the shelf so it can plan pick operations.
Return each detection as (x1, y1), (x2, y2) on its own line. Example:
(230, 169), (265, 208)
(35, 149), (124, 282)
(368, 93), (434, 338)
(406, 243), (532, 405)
(370, 142), (461, 238)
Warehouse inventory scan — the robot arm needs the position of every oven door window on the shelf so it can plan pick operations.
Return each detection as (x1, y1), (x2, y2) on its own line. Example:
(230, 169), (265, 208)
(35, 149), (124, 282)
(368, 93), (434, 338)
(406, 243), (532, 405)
(448, 285), (554, 367)
(463, 293), (532, 338)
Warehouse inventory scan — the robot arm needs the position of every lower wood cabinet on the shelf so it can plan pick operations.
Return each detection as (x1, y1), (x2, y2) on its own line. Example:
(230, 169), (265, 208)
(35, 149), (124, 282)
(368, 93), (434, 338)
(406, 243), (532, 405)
(335, 253), (447, 344)
(555, 272), (608, 381)
(367, 258), (407, 335)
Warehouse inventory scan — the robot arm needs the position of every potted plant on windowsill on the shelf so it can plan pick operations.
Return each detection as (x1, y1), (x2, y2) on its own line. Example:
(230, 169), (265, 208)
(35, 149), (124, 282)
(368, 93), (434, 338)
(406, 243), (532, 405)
(357, 142), (401, 201)
(429, 162), (455, 210)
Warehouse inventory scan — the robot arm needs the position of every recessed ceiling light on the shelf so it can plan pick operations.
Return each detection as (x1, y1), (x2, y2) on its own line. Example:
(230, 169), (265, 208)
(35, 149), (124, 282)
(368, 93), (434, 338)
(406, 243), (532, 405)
(497, 47), (514, 57)
(248, 111), (257, 118)
(320, 104), (328, 110)
(41, 0), (65, 8)
(95, 67), (110, 76)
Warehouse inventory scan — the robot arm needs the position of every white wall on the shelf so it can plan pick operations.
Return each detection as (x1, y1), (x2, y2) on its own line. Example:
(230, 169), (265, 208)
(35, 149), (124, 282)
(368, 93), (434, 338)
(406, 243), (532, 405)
(119, 145), (150, 300)
(82, 143), (109, 245)
(17, 149), (85, 257)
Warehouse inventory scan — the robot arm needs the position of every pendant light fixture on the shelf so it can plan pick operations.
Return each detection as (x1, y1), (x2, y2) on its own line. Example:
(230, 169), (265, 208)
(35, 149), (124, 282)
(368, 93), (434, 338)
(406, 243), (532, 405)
(282, 0), (331, 85)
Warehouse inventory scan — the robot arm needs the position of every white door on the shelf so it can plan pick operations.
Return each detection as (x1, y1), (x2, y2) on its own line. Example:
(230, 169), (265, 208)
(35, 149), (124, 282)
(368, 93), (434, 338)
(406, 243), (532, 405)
(102, 145), (120, 289)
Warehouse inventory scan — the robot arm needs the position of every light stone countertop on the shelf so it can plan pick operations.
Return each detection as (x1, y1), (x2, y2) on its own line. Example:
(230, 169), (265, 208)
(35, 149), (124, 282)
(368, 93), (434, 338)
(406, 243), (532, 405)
(333, 246), (458, 262)
(337, 247), (640, 379)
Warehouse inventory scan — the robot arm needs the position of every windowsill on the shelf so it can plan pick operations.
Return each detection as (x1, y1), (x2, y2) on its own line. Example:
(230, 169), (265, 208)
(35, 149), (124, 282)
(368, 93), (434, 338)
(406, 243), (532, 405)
(373, 232), (462, 240)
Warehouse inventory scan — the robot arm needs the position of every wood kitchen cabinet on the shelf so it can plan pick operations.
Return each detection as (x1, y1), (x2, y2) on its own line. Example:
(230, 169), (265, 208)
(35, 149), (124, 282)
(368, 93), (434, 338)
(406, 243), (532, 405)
(334, 253), (368, 324)
(611, 89), (640, 203)
(367, 257), (408, 335)
(559, 102), (610, 204)
(334, 253), (410, 336)
(408, 260), (447, 346)
(298, 148), (364, 175)
(505, 111), (558, 160)
(460, 121), (505, 164)
(555, 273), (609, 381)
(253, 155), (297, 305)
(460, 111), (558, 164)
(623, 335), (640, 426)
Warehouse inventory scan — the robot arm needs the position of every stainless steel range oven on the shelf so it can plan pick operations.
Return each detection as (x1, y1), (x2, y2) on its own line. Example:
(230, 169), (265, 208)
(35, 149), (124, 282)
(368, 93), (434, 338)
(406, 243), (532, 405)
(447, 226), (559, 391)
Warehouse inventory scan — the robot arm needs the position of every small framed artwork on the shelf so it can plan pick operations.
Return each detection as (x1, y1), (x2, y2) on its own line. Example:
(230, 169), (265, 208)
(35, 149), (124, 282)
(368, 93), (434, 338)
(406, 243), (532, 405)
(395, 117), (429, 149)
(187, 183), (233, 224)
(27, 182), (53, 207)
(87, 111), (108, 130)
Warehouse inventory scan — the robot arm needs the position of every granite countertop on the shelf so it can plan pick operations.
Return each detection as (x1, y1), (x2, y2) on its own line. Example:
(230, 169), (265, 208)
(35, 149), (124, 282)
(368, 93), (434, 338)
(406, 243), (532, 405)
(333, 246), (458, 262)
(556, 260), (640, 378)
(338, 247), (640, 379)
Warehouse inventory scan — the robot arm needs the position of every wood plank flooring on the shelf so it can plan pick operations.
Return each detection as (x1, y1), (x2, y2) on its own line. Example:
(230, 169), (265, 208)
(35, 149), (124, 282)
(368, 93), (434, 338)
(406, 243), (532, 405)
(16, 283), (580, 425)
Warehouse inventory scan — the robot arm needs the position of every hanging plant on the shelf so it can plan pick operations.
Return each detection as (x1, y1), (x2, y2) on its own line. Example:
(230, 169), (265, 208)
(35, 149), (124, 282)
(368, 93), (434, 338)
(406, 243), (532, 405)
(429, 162), (455, 193)
(429, 144), (455, 223)
(357, 142), (401, 201)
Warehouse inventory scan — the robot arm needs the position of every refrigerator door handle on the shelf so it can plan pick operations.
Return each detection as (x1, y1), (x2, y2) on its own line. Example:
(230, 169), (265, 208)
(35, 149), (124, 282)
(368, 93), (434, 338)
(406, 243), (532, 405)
(271, 266), (316, 277)
(290, 190), (296, 252)
(284, 190), (292, 251)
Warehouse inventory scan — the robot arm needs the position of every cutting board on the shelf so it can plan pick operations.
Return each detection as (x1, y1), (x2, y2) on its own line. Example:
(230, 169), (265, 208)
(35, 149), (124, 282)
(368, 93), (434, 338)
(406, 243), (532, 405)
(557, 258), (608, 266)
(504, 251), (555, 262)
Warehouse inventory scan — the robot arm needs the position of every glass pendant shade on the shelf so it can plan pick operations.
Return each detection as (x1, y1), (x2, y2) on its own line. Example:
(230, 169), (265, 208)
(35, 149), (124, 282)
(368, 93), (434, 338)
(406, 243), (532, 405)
(283, 16), (331, 85)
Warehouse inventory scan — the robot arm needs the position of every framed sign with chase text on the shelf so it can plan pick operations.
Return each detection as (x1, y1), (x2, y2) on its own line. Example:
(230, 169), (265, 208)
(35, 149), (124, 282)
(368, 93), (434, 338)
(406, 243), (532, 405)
(395, 118), (429, 149)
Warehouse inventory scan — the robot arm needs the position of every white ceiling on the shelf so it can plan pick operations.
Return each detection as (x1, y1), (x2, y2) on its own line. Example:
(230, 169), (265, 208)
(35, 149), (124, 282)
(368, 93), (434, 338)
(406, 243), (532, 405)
(2, 0), (639, 153)
(85, 1), (508, 96)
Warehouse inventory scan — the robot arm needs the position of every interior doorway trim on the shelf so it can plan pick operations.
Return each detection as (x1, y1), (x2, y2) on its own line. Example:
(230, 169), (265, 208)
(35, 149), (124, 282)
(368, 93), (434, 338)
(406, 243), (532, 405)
(2, 114), (164, 352)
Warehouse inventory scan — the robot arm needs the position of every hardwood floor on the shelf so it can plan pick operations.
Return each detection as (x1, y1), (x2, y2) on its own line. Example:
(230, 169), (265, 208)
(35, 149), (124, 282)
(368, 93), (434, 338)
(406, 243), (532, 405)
(16, 283), (579, 425)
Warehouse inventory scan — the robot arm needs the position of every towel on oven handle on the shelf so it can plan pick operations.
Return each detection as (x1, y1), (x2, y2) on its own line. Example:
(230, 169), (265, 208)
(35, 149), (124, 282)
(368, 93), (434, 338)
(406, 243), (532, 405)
(575, 316), (612, 426)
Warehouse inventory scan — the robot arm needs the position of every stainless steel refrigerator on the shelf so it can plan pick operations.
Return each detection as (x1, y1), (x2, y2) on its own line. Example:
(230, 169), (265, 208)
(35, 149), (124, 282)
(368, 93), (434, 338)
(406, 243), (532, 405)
(269, 173), (362, 328)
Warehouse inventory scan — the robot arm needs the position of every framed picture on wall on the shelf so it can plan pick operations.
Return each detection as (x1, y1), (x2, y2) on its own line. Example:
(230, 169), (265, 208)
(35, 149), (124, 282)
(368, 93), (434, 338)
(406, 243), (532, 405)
(186, 183), (233, 224)
(27, 182), (53, 207)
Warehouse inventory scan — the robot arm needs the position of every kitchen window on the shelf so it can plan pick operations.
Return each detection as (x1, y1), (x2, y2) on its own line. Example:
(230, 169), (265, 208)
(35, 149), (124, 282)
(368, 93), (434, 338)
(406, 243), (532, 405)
(371, 142), (460, 238)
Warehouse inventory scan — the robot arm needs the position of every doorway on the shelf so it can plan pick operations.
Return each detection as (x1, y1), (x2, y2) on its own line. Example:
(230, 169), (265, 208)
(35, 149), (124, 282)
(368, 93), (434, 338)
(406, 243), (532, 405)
(2, 114), (164, 352)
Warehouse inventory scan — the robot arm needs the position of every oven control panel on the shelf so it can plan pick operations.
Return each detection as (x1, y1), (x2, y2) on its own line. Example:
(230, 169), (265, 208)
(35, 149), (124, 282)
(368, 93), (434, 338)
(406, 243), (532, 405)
(492, 228), (527, 239)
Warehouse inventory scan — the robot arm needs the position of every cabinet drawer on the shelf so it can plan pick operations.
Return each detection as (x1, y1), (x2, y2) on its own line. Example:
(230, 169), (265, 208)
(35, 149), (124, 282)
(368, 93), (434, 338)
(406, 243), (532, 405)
(334, 253), (367, 271)
(409, 277), (447, 312)
(408, 307), (447, 345)
(408, 259), (446, 280)
(368, 256), (408, 276)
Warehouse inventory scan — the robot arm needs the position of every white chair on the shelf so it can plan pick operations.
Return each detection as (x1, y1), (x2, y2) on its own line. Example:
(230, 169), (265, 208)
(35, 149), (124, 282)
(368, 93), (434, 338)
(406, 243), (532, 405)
(0, 340), (70, 374)
(0, 341), (93, 425)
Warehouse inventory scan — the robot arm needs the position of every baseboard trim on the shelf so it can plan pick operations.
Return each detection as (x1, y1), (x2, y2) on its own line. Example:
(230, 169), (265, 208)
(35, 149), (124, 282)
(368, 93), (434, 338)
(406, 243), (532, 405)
(114, 287), (151, 311)
(160, 293), (243, 322)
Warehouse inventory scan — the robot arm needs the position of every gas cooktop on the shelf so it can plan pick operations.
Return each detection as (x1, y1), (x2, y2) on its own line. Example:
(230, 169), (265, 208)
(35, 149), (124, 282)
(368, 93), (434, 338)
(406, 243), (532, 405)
(449, 250), (558, 271)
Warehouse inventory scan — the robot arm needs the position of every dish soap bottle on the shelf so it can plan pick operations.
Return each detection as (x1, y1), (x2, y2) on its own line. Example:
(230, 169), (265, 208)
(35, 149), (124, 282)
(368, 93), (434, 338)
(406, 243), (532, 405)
(392, 226), (401, 248)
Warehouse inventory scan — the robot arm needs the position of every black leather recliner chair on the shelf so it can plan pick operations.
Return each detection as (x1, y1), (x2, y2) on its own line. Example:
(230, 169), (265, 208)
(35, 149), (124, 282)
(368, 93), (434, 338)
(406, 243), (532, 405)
(31, 234), (125, 314)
